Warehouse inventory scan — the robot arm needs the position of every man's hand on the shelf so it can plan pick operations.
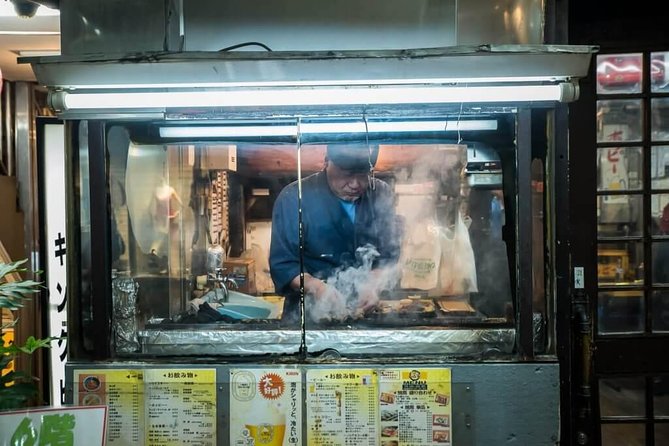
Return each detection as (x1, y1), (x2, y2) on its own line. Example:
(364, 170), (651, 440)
(356, 287), (379, 312)
(355, 268), (392, 312)
(291, 273), (347, 319)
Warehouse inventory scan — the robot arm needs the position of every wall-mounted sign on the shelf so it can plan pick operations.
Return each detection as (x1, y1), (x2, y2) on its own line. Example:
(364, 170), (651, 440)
(0, 405), (107, 446)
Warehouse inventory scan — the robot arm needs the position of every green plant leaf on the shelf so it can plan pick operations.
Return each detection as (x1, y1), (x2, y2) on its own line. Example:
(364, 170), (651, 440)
(17, 336), (55, 354)
(0, 259), (28, 280)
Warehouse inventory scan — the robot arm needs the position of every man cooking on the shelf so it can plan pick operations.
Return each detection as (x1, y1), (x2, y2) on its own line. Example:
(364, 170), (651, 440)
(269, 144), (402, 322)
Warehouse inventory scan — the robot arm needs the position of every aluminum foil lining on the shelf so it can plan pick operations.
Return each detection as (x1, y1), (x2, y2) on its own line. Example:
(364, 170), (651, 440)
(306, 329), (515, 355)
(138, 330), (303, 355)
(533, 312), (546, 354)
(112, 276), (140, 353)
(137, 328), (515, 356)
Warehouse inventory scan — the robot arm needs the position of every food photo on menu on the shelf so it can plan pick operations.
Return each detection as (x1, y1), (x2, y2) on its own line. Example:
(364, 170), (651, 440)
(381, 425), (398, 438)
(379, 392), (396, 405)
(381, 409), (399, 422)
(78, 374), (105, 406)
(381, 441), (399, 446)
(433, 429), (451, 443)
(433, 414), (450, 427)
(435, 393), (449, 405)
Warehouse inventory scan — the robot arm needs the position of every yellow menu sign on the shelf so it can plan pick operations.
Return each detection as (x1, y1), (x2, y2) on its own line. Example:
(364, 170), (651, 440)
(305, 367), (452, 446)
(378, 368), (452, 446)
(143, 369), (217, 446)
(74, 369), (143, 446)
(74, 368), (217, 446)
(307, 369), (379, 445)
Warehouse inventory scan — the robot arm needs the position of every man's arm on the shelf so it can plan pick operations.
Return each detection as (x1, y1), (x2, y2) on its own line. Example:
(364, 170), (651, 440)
(289, 273), (327, 297)
(269, 186), (302, 293)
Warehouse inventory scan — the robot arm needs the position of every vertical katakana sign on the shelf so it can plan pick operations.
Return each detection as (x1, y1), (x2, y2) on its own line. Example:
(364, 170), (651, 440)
(43, 122), (68, 406)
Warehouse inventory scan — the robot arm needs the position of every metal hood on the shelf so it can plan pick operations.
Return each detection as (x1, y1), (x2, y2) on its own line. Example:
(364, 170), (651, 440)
(23, 44), (597, 119)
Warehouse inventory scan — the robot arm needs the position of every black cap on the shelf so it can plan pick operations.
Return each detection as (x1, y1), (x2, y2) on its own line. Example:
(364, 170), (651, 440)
(326, 144), (379, 172)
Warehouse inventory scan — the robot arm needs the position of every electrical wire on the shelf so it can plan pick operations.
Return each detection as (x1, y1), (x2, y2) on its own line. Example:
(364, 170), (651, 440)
(218, 41), (273, 52)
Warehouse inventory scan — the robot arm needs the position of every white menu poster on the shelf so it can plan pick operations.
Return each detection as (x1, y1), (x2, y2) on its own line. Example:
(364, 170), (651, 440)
(378, 368), (452, 446)
(143, 369), (217, 445)
(306, 369), (378, 446)
(230, 368), (302, 446)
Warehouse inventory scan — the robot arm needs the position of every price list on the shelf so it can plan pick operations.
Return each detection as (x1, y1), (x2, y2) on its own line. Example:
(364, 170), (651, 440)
(144, 369), (217, 446)
(378, 368), (452, 446)
(74, 369), (143, 446)
(306, 369), (378, 446)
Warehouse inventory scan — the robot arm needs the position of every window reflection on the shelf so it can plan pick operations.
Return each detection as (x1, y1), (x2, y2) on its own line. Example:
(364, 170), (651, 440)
(652, 98), (669, 141)
(651, 51), (669, 93)
(598, 147), (643, 191)
(599, 377), (646, 416)
(598, 291), (644, 334)
(598, 242), (644, 285)
(601, 424), (645, 446)
(597, 194), (643, 237)
(597, 99), (643, 143)
(596, 53), (643, 95)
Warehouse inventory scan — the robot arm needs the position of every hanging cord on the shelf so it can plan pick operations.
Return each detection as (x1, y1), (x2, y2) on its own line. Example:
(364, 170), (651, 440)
(453, 92), (467, 228)
(364, 115), (376, 191)
(296, 118), (307, 358)
(456, 99), (464, 145)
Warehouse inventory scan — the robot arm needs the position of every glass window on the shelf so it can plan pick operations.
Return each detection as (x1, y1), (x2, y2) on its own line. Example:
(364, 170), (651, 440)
(656, 424), (669, 446)
(601, 424), (645, 446)
(652, 291), (669, 333)
(651, 51), (669, 93)
(596, 53), (643, 94)
(91, 116), (527, 357)
(654, 376), (669, 416)
(598, 290), (644, 334)
(652, 98), (669, 141)
(598, 147), (643, 191)
(597, 99), (643, 143)
(652, 242), (669, 285)
(597, 194), (643, 237)
(651, 147), (669, 190)
(598, 242), (644, 285)
(600, 377), (646, 416)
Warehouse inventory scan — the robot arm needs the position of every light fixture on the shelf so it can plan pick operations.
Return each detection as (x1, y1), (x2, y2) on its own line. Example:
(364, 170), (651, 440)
(0, 2), (59, 17)
(51, 83), (578, 112)
(158, 119), (498, 138)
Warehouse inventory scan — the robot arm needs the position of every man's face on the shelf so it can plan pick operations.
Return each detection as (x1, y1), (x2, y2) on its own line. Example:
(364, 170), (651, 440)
(325, 161), (369, 202)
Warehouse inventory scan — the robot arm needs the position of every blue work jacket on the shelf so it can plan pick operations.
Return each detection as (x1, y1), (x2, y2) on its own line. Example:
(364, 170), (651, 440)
(269, 170), (401, 316)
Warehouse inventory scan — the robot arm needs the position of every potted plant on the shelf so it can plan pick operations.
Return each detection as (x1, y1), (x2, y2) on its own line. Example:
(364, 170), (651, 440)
(0, 259), (54, 411)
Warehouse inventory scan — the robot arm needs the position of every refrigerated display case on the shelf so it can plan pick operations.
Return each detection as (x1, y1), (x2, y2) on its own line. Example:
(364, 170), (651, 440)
(28, 45), (593, 445)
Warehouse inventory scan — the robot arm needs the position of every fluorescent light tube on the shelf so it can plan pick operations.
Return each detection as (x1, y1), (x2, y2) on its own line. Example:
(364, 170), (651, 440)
(160, 125), (297, 138)
(159, 120), (498, 138)
(56, 84), (576, 111)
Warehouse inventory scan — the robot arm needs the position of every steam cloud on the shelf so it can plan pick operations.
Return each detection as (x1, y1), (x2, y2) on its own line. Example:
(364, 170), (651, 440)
(307, 244), (399, 322)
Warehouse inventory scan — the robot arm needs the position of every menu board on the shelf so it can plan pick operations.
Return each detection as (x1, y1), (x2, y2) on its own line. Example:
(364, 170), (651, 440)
(306, 369), (379, 446)
(305, 368), (452, 446)
(230, 368), (302, 446)
(144, 369), (217, 445)
(74, 368), (217, 446)
(378, 368), (452, 446)
(74, 369), (143, 445)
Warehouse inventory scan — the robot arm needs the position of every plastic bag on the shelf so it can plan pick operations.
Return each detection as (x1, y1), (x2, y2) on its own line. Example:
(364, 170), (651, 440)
(438, 212), (478, 295)
(399, 217), (441, 290)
